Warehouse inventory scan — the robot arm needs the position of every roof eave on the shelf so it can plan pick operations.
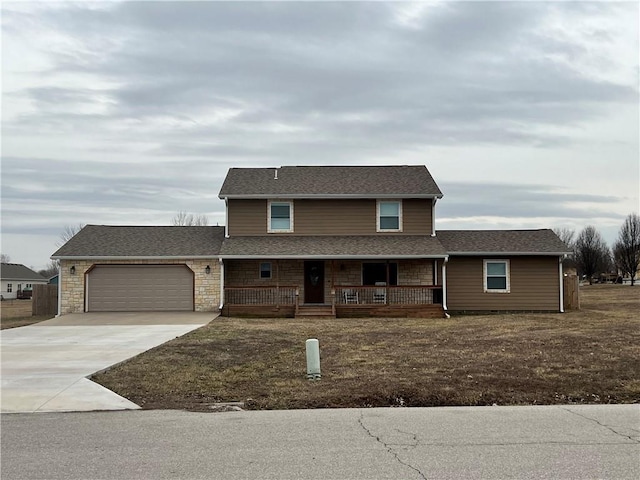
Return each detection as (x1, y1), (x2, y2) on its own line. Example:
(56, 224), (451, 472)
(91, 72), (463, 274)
(1, 277), (48, 281)
(51, 255), (220, 260)
(219, 194), (443, 200)
(220, 254), (449, 260)
(447, 251), (570, 256)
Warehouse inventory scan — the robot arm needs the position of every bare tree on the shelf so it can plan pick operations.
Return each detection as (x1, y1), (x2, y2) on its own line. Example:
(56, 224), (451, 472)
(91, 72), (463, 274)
(1, 253), (10, 263)
(57, 224), (85, 247)
(552, 227), (575, 252)
(574, 226), (610, 284)
(171, 211), (209, 226)
(38, 260), (59, 279)
(612, 213), (640, 286)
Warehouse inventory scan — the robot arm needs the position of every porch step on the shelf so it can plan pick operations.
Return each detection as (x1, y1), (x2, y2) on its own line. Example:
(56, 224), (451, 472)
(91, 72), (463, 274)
(296, 304), (335, 318)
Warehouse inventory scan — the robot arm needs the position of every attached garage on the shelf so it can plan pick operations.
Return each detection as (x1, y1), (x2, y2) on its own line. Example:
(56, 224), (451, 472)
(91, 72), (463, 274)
(87, 264), (194, 312)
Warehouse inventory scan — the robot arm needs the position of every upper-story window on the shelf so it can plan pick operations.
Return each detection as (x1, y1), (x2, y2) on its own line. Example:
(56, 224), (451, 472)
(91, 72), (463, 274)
(268, 200), (293, 233)
(377, 200), (402, 232)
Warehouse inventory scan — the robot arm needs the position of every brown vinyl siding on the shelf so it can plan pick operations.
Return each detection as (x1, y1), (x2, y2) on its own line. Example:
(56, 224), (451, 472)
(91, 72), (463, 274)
(402, 199), (433, 235)
(227, 199), (432, 235)
(228, 199), (267, 235)
(295, 200), (374, 234)
(446, 256), (560, 312)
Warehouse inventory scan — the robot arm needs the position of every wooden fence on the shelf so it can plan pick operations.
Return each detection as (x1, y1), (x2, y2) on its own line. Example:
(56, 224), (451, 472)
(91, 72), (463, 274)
(32, 284), (58, 316)
(563, 275), (580, 310)
(1, 300), (33, 319)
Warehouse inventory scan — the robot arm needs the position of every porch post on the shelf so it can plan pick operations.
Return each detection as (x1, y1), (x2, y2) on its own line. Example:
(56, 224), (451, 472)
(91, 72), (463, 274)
(331, 260), (335, 289)
(276, 259), (280, 309)
(434, 259), (438, 285)
(385, 260), (390, 305)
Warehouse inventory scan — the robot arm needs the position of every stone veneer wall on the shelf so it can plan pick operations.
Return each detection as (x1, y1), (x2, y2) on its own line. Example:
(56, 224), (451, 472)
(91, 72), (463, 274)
(59, 259), (220, 314)
(398, 260), (434, 285)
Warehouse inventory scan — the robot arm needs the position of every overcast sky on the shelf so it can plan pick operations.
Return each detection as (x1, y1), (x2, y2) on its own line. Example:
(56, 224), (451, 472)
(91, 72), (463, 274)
(2, 0), (638, 270)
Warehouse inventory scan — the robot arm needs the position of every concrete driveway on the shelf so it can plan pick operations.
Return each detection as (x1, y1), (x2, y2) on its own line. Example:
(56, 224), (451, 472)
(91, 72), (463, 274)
(1, 312), (216, 414)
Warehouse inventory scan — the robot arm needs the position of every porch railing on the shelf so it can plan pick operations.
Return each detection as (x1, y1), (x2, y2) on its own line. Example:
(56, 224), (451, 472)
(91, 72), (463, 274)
(334, 285), (442, 305)
(224, 286), (298, 306)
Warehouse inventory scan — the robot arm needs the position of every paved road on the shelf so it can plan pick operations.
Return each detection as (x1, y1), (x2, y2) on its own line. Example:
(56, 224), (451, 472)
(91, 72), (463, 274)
(1, 313), (215, 413)
(2, 405), (638, 479)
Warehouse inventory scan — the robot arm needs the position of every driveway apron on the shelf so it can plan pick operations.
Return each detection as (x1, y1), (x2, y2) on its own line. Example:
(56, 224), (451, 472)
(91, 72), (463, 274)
(1, 313), (216, 413)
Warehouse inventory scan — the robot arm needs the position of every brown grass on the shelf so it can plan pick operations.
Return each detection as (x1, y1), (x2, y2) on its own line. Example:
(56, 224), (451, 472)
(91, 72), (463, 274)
(93, 284), (640, 411)
(0, 315), (54, 330)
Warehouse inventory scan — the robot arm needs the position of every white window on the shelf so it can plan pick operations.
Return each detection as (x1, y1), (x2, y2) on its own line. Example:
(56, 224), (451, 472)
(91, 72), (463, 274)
(377, 200), (402, 232)
(26, 284), (32, 289)
(7, 283), (12, 293)
(484, 260), (510, 293)
(259, 262), (272, 279)
(268, 201), (293, 233)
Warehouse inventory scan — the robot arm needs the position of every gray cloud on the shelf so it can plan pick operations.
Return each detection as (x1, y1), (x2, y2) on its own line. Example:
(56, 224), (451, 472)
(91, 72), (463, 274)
(1, 1), (637, 268)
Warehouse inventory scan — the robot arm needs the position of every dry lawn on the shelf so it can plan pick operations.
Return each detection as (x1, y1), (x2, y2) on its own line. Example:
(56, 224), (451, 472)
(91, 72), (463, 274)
(93, 284), (640, 411)
(0, 315), (54, 329)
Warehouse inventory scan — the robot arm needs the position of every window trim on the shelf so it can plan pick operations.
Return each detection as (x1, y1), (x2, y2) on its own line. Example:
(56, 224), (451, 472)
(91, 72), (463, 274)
(376, 200), (402, 232)
(267, 200), (294, 233)
(7, 283), (12, 293)
(483, 259), (510, 293)
(259, 262), (272, 280)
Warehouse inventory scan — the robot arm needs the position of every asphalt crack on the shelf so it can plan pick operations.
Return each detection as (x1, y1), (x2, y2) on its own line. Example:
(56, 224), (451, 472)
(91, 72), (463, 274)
(358, 411), (427, 480)
(561, 407), (640, 443)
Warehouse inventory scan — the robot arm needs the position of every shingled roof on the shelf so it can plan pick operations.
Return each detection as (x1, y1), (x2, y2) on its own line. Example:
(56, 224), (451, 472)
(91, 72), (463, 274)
(436, 229), (571, 255)
(51, 225), (225, 258)
(219, 235), (447, 258)
(218, 165), (443, 198)
(1, 263), (47, 281)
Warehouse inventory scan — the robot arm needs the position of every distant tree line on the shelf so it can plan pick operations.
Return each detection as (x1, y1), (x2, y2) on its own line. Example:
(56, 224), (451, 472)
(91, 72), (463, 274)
(554, 213), (640, 286)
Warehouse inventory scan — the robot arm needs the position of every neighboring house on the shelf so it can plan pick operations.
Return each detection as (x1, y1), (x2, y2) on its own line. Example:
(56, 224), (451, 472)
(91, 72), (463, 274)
(1, 263), (48, 300)
(52, 165), (571, 317)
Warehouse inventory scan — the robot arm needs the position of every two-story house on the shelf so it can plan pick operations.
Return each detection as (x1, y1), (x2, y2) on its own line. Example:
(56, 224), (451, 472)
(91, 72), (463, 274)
(52, 165), (571, 317)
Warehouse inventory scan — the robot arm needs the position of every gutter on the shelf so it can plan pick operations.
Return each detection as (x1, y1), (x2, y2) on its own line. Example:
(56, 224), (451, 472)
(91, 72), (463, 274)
(446, 251), (571, 256)
(218, 194), (443, 200)
(219, 254), (449, 260)
(51, 255), (220, 261)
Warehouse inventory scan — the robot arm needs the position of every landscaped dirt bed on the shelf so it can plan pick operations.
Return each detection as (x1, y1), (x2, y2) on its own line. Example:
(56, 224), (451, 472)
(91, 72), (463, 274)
(93, 284), (640, 411)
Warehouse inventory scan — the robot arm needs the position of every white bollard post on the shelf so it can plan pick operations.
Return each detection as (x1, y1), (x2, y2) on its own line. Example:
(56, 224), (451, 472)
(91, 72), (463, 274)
(306, 338), (321, 380)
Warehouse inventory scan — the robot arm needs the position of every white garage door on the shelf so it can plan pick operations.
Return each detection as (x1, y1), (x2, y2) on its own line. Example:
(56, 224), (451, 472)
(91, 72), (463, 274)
(87, 265), (194, 311)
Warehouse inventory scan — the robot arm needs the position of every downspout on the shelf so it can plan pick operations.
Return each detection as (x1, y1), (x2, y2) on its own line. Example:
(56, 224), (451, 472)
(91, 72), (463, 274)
(224, 198), (229, 238)
(559, 255), (565, 313)
(431, 198), (436, 236)
(56, 261), (62, 317)
(218, 258), (225, 311)
(441, 256), (450, 318)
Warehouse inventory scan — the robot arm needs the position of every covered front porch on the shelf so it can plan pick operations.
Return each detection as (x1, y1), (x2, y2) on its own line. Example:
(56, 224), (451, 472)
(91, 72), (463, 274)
(221, 258), (446, 318)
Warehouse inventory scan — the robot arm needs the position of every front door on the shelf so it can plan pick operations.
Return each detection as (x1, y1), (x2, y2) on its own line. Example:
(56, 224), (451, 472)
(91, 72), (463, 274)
(304, 261), (324, 304)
